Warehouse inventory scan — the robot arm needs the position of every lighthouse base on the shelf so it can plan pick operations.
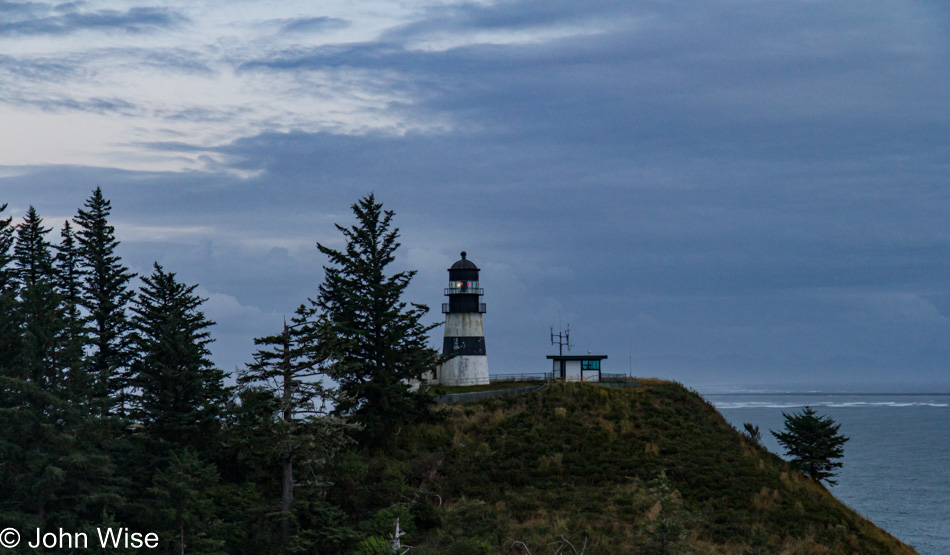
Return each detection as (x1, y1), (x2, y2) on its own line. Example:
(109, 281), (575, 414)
(438, 355), (489, 386)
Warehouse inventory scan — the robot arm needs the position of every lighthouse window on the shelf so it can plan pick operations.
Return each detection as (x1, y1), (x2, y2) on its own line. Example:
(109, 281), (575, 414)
(581, 360), (600, 371)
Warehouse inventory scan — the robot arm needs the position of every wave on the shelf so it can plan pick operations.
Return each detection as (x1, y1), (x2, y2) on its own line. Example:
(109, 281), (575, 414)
(714, 400), (950, 410)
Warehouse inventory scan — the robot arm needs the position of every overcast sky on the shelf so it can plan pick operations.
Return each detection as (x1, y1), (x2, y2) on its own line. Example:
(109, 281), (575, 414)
(2, 0), (949, 389)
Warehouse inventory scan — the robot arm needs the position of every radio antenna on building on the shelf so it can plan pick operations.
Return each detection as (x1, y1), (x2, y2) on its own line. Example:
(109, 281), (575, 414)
(551, 324), (572, 356)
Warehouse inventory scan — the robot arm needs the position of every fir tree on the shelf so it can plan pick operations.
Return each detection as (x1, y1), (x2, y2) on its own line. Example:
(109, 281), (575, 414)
(75, 187), (136, 414)
(0, 204), (25, 529)
(1, 207), (70, 525)
(55, 221), (88, 402)
(53, 221), (127, 531)
(314, 194), (440, 438)
(144, 449), (227, 554)
(239, 304), (357, 547)
(130, 263), (228, 450)
(0, 203), (13, 284)
(0, 203), (19, 377)
(13, 206), (65, 394)
(771, 406), (849, 486)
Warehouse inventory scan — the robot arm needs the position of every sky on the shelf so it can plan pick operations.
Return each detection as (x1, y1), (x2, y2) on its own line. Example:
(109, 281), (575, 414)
(2, 0), (950, 389)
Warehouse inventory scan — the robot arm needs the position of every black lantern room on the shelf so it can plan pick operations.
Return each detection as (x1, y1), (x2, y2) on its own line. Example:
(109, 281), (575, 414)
(443, 251), (486, 314)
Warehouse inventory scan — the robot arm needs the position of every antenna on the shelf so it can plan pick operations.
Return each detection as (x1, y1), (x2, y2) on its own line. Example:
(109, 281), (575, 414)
(550, 323), (572, 356)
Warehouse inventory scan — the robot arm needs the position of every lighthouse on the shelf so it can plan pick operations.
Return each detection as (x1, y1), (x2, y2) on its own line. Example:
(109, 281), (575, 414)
(439, 251), (490, 386)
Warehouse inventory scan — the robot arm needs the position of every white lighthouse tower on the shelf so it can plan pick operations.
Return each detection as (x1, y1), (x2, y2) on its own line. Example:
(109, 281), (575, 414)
(438, 252), (490, 386)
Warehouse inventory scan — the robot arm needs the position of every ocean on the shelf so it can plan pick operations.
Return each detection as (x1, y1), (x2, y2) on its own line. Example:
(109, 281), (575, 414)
(701, 389), (950, 555)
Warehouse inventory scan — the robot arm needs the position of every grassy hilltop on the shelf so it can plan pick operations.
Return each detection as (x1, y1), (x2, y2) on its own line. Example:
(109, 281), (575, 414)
(330, 380), (915, 554)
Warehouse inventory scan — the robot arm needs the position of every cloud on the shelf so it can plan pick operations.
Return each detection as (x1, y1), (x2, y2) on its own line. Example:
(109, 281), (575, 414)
(3, 0), (950, 386)
(0, 53), (82, 82)
(235, 1), (949, 161)
(197, 288), (284, 374)
(0, 3), (188, 36)
(273, 16), (349, 35)
(25, 95), (138, 114)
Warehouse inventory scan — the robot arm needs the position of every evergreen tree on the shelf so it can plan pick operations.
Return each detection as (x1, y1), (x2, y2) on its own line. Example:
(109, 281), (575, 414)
(145, 449), (227, 554)
(0, 203), (19, 376)
(0, 207), (122, 532)
(55, 221), (88, 402)
(13, 206), (66, 398)
(130, 263), (228, 450)
(0, 204), (26, 530)
(54, 221), (128, 531)
(75, 187), (136, 414)
(0, 207), (70, 525)
(771, 406), (849, 486)
(239, 304), (357, 548)
(314, 194), (440, 438)
(0, 203), (13, 283)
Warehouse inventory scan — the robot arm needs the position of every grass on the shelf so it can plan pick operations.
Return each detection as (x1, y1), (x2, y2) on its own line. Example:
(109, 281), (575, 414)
(431, 381), (538, 394)
(330, 380), (917, 554)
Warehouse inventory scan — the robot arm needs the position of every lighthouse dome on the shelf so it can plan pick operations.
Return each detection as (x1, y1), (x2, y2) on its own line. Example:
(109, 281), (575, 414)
(450, 251), (479, 270)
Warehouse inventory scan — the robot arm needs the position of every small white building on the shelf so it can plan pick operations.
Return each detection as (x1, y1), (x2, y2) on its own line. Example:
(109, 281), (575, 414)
(547, 354), (608, 382)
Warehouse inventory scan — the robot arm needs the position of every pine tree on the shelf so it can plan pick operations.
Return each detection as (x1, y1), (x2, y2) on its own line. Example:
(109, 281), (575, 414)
(314, 194), (440, 438)
(75, 187), (136, 414)
(130, 263), (228, 450)
(239, 304), (356, 547)
(771, 406), (849, 486)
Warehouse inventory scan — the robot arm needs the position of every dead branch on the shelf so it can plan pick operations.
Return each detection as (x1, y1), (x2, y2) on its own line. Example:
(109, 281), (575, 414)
(507, 538), (532, 554)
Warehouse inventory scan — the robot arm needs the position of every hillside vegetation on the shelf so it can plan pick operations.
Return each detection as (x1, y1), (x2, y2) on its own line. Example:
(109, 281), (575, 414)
(332, 380), (916, 554)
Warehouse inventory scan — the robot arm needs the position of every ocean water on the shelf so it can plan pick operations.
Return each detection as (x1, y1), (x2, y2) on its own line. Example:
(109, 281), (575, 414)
(702, 390), (950, 555)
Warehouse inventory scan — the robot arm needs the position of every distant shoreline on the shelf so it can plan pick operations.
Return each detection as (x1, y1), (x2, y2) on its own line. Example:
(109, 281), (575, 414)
(703, 391), (950, 397)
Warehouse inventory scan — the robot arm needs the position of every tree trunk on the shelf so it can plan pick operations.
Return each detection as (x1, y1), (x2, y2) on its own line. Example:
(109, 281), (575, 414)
(281, 445), (293, 545)
(281, 324), (293, 546)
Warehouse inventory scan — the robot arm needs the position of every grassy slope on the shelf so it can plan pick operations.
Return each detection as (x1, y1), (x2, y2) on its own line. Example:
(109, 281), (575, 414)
(342, 381), (916, 554)
(433, 382), (537, 394)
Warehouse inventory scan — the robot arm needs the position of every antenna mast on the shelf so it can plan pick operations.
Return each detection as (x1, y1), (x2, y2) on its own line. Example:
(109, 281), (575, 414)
(550, 324), (572, 356)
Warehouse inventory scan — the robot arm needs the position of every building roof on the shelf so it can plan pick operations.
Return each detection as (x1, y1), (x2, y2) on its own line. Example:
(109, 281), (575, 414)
(546, 354), (608, 360)
(449, 251), (479, 270)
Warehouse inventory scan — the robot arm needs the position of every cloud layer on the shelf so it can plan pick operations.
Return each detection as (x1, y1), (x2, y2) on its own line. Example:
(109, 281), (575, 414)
(2, 0), (950, 387)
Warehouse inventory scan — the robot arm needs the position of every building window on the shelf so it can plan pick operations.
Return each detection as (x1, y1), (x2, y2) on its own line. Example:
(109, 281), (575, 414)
(581, 360), (600, 371)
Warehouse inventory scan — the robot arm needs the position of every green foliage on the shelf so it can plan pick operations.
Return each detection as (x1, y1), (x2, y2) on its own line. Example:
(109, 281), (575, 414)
(0, 205), (127, 533)
(0, 207), (73, 525)
(443, 537), (492, 555)
(130, 263), (229, 450)
(323, 382), (912, 554)
(354, 535), (391, 555)
(0, 203), (19, 369)
(74, 187), (136, 414)
(640, 470), (696, 554)
(771, 406), (849, 486)
(145, 449), (227, 554)
(743, 422), (761, 444)
(0, 194), (910, 554)
(239, 302), (359, 550)
(315, 193), (440, 439)
(240, 304), (335, 421)
(14, 206), (65, 389)
(55, 220), (89, 403)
